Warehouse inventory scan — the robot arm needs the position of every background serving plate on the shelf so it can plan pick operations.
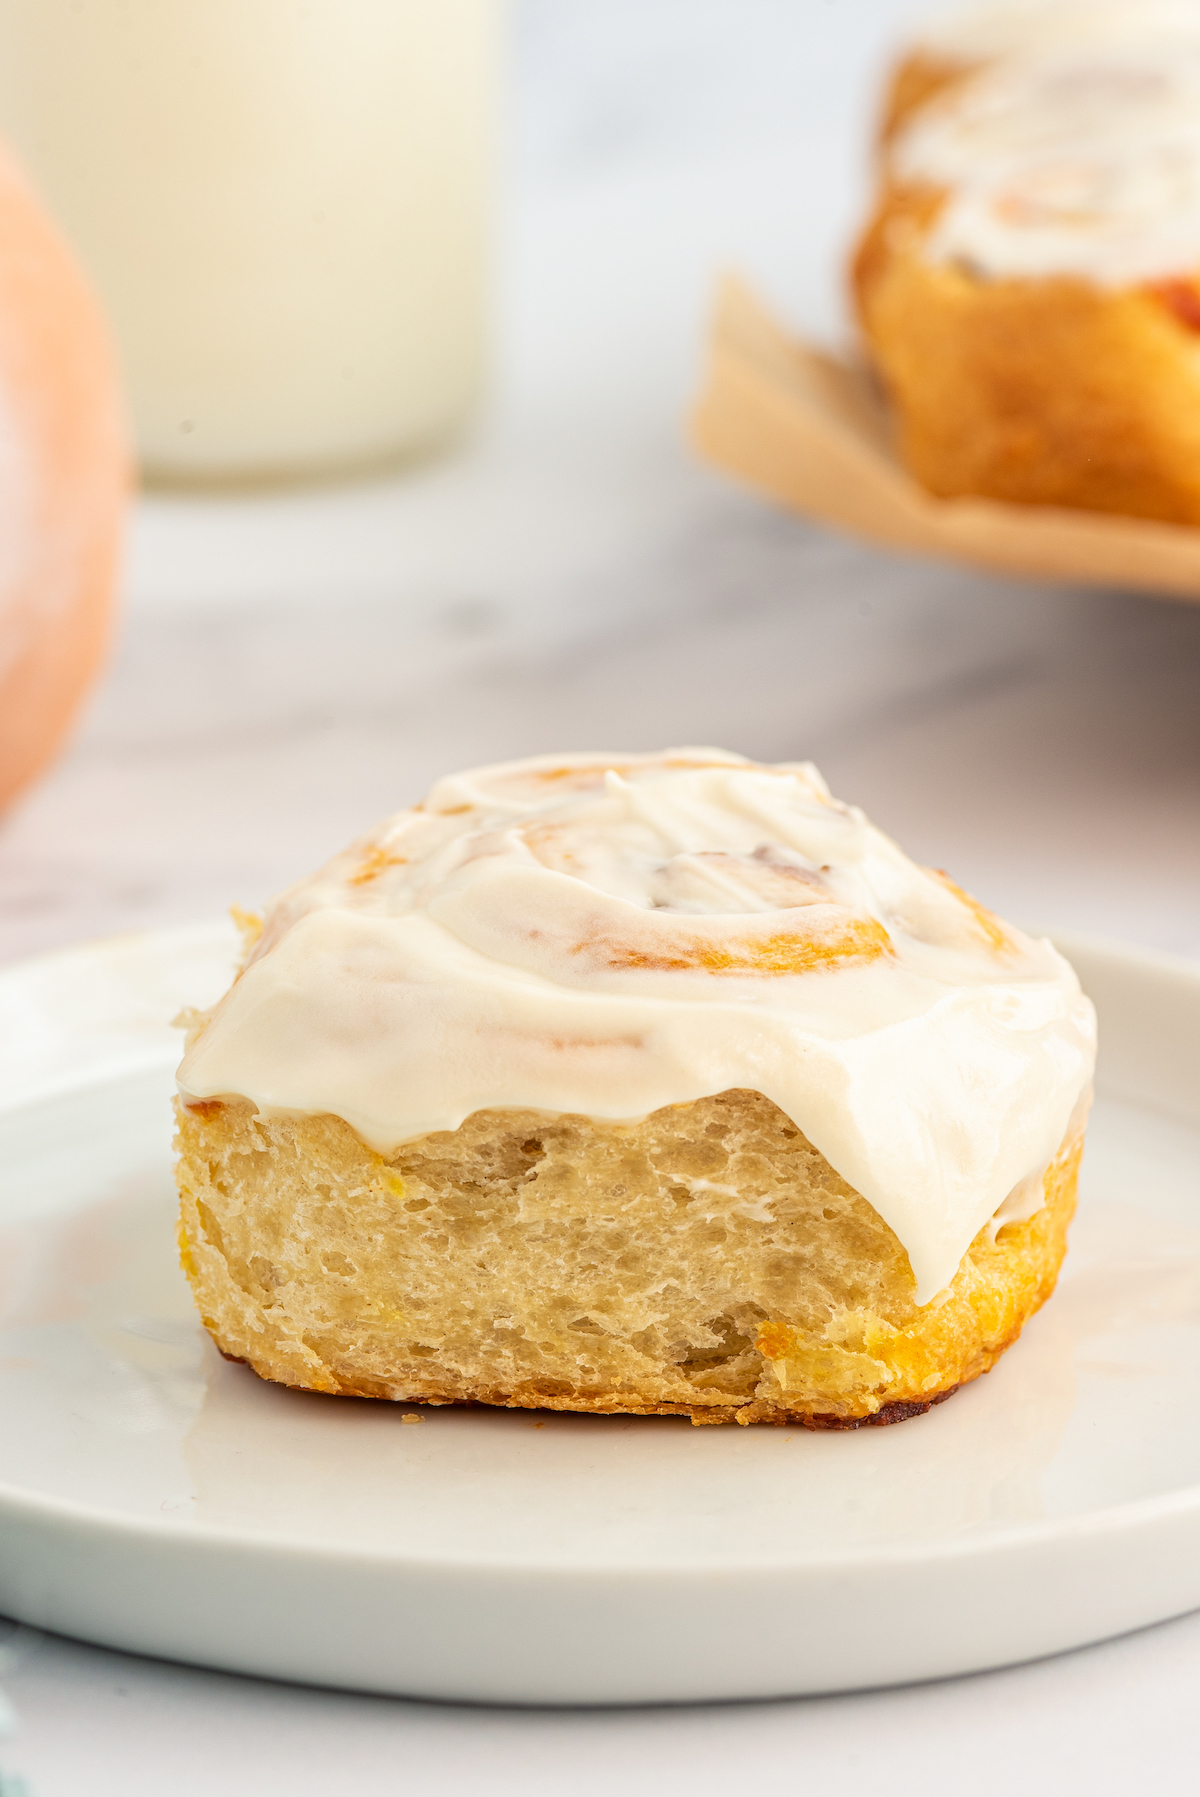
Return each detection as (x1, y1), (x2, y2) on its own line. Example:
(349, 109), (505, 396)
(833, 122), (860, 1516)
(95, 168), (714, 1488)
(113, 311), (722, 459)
(0, 922), (1198, 1705)
(693, 278), (1200, 603)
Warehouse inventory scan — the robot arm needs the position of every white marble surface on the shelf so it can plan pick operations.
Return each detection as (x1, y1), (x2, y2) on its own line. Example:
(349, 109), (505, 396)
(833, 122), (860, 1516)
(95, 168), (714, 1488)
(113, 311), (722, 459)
(2, 1), (1200, 1790)
(3, 1603), (1200, 1797)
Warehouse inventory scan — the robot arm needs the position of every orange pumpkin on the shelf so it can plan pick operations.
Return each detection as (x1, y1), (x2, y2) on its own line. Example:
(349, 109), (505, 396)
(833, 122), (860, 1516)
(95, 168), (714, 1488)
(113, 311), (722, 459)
(0, 138), (127, 815)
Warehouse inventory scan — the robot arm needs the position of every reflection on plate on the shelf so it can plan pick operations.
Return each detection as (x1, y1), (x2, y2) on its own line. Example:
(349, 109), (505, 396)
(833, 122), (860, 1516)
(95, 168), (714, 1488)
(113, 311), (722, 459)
(0, 924), (1199, 1704)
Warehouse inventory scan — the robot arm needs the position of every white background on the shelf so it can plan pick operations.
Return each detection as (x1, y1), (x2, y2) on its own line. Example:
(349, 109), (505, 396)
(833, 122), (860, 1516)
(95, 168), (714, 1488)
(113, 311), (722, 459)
(2, 2), (1200, 1790)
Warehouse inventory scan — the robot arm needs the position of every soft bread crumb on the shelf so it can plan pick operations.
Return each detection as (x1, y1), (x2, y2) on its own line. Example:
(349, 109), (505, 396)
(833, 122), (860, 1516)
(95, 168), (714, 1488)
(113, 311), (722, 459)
(174, 1088), (1081, 1427)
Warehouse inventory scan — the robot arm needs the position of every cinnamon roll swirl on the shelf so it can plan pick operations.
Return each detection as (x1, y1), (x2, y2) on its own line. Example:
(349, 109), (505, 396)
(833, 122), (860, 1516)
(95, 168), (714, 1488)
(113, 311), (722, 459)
(174, 749), (1095, 1426)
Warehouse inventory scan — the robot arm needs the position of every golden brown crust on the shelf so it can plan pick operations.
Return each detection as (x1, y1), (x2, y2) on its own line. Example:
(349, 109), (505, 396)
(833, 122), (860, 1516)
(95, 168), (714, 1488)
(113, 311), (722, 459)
(215, 1338), (963, 1430)
(176, 1086), (1082, 1428)
(878, 50), (981, 145)
(852, 177), (1200, 525)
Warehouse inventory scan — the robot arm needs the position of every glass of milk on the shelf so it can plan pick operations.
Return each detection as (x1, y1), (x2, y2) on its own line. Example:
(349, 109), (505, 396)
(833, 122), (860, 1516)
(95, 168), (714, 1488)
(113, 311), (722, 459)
(0, 0), (498, 484)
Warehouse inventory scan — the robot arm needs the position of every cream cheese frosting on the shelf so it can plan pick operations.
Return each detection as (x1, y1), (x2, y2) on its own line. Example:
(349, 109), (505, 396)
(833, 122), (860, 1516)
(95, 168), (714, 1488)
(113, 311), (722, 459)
(895, 4), (1200, 287)
(177, 749), (1097, 1305)
(913, 0), (1200, 67)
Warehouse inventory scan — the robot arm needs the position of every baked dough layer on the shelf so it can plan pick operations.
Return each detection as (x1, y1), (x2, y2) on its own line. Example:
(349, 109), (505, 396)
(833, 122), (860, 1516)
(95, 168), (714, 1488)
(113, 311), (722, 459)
(854, 183), (1200, 524)
(175, 1087), (1082, 1428)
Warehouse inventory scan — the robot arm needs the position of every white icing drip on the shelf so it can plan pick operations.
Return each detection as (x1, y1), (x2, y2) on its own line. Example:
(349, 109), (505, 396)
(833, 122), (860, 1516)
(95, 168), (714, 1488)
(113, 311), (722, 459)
(894, 9), (1200, 286)
(176, 749), (1097, 1305)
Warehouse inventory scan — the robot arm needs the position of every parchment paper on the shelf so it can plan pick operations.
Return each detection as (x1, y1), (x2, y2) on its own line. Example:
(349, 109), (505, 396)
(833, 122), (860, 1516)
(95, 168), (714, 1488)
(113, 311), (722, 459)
(691, 275), (1200, 603)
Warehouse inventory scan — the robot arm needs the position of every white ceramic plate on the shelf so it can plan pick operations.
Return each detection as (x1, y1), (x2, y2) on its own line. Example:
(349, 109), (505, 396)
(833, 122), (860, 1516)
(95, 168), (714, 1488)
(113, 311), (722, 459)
(1, 923), (1198, 1706)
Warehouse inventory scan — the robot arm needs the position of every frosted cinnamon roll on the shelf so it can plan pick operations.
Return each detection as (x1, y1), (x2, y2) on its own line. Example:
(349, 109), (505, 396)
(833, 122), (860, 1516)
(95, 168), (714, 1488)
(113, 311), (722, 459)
(175, 749), (1096, 1427)
(856, 2), (1200, 523)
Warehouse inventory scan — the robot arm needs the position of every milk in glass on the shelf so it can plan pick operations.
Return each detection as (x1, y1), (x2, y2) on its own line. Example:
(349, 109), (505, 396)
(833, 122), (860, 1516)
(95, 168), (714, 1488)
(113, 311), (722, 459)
(0, 0), (497, 481)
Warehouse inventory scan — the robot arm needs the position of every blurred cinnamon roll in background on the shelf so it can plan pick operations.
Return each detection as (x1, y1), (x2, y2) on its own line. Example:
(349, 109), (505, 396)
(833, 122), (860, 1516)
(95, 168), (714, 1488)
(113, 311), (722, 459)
(855, 0), (1200, 523)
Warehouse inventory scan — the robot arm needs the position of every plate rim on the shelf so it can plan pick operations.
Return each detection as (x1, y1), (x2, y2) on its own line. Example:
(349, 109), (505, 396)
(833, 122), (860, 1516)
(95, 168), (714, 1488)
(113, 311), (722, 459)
(4, 921), (1200, 1699)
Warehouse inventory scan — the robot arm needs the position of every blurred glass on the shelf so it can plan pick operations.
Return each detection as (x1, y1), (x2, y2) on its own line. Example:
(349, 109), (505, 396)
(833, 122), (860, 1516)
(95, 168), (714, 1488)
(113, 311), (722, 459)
(0, 0), (498, 486)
